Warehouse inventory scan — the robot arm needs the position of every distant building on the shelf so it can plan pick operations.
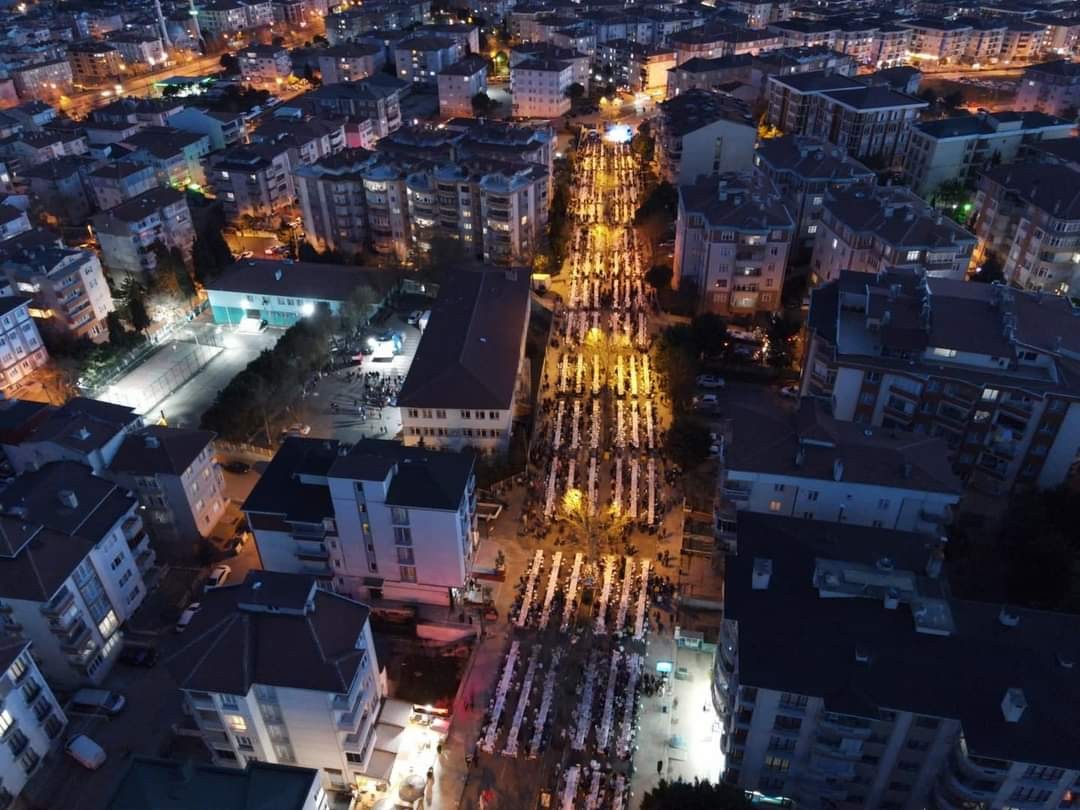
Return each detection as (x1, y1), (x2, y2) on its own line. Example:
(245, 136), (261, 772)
(169, 107), (249, 151)
(0, 461), (150, 686)
(121, 126), (211, 189)
(105, 31), (168, 68)
(393, 34), (464, 85)
(0, 293), (47, 395)
(437, 55), (488, 118)
(803, 269), (1080, 493)
(67, 41), (121, 86)
(244, 439), (477, 604)
(10, 60), (73, 102)
(87, 161), (159, 212)
(107, 426), (225, 540)
(811, 185), (976, 283)
(91, 186), (195, 283)
(674, 172), (795, 315)
(316, 43), (385, 85)
(655, 90), (757, 185)
(167, 572), (384, 788)
(291, 75), (408, 138)
(753, 135), (874, 252)
(209, 143), (297, 221)
(399, 269), (531, 453)
(196, 0), (274, 37)
(510, 59), (573, 118)
(766, 70), (927, 165)
(719, 398), (962, 532)
(718, 511), (1080, 808)
(1015, 59), (1080, 118)
(897, 17), (972, 65)
(903, 110), (1073, 196)
(238, 44), (292, 88)
(972, 162), (1080, 296)
(107, 758), (328, 810)
(21, 156), (95, 223)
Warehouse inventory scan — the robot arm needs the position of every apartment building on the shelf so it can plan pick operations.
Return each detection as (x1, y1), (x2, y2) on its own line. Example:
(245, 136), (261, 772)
(670, 26), (739, 64)
(803, 269), (1080, 493)
(169, 106), (249, 151)
(0, 462), (150, 687)
(196, 0), (274, 37)
(121, 127), (211, 189)
(718, 511), (1080, 809)
(0, 638), (66, 805)
(510, 44), (590, 93)
(108, 759), (329, 810)
(294, 149), (373, 257)
(67, 41), (121, 86)
(10, 60), (73, 102)
(972, 162), (1080, 296)
(244, 440), (476, 605)
(766, 71), (927, 165)
(0, 294), (46, 396)
(674, 172), (795, 315)
(238, 44), (292, 88)
(510, 59), (573, 118)
(1015, 60), (1080, 118)
(0, 396), (141, 476)
(1001, 21), (1047, 65)
(168, 571), (384, 790)
(316, 44), (385, 85)
(437, 55), (488, 118)
(903, 111), (1072, 197)
(811, 185), (976, 283)
(91, 186), (195, 284)
(88, 161), (159, 211)
(106, 32), (167, 68)
(294, 75), (408, 139)
(753, 135), (874, 253)
(655, 90), (757, 186)
(899, 17), (972, 65)
(399, 269), (530, 454)
(108, 426), (224, 542)
(0, 246), (113, 342)
(768, 18), (838, 50)
(666, 54), (754, 98)
(0, 208), (29, 244)
(393, 35), (463, 85)
(209, 143), (296, 221)
(361, 162), (410, 260)
(719, 397), (961, 532)
(250, 117), (344, 166)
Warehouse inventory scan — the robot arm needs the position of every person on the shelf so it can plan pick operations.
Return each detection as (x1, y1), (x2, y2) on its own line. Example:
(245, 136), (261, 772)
(657, 759), (663, 775)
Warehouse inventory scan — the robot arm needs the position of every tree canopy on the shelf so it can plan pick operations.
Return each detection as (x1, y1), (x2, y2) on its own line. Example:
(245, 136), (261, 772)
(642, 779), (751, 810)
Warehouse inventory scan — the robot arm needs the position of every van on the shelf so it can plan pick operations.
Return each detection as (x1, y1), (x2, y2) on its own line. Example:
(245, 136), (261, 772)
(71, 688), (126, 715)
(65, 735), (106, 770)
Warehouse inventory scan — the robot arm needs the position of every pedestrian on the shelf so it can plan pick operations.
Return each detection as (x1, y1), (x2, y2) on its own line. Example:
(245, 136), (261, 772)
(657, 759), (663, 775)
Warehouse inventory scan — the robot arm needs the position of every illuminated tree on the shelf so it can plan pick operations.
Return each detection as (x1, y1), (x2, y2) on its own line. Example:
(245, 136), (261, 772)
(561, 487), (631, 560)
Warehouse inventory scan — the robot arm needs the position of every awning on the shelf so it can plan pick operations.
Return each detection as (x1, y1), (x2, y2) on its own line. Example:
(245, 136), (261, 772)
(363, 748), (396, 782)
(374, 722), (404, 755)
(377, 697), (413, 728)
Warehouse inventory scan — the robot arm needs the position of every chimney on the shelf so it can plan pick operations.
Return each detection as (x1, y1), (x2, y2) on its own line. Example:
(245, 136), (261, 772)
(751, 558), (772, 590)
(57, 490), (78, 509)
(1000, 688), (1026, 723)
(832, 458), (844, 481)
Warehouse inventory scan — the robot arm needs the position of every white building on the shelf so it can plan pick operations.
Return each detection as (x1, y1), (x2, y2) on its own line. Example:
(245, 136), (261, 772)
(1015, 59), (1080, 118)
(398, 269), (531, 454)
(510, 59), (573, 119)
(0, 638), (67, 805)
(437, 55), (488, 118)
(107, 427), (226, 541)
(719, 399), (962, 532)
(243, 438), (477, 606)
(393, 34), (464, 85)
(0, 462), (151, 687)
(903, 110), (1073, 197)
(0, 293), (47, 396)
(91, 186), (195, 284)
(316, 44), (384, 85)
(168, 571), (384, 792)
(238, 44), (292, 88)
(655, 90), (757, 186)
(811, 185), (976, 284)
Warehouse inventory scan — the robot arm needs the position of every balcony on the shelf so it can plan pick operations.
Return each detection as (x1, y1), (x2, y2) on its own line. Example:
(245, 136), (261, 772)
(942, 764), (1001, 802)
(59, 621), (91, 653)
(121, 516), (144, 541)
(40, 587), (75, 617)
(127, 529), (151, 554)
(819, 714), (873, 738)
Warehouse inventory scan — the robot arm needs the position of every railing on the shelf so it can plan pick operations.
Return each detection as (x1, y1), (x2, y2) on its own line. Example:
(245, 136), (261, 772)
(40, 587), (74, 617)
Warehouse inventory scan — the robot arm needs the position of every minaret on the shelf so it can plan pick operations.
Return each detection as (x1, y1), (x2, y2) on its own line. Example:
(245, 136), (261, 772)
(154, 0), (173, 49)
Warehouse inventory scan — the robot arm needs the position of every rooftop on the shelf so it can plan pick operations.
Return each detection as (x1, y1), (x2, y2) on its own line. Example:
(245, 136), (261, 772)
(329, 438), (475, 510)
(981, 161), (1080, 220)
(678, 172), (795, 232)
(914, 110), (1070, 139)
(244, 437), (337, 524)
(823, 185), (975, 251)
(166, 571), (371, 695)
(398, 268), (531, 411)
(754, 134), (874, 182)
(107, 758), (320, 810)
(658, 88), (754, 136)
(12, 397), (138, 456)
(108, 426), (215, 478)
(207, 259), (396, 303)
(727, 511), (1080, 770)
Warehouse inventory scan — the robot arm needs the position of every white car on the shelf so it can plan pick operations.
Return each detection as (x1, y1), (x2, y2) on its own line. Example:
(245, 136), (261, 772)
(283, 423), (311, 436)
(175, 602), (201, 632)
(205, 565), (231, 590)
(696, 374), (725, 389)
(66, 735), (106, 770)
(694, 393), (720, 409)
(780, 384), (800, 400)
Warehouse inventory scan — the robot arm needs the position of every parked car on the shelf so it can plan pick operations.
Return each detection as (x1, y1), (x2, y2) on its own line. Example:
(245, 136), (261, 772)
(406, 309), (424, 325)
(779, 384), (800, 400)
(71, 688), (126, 715)
(175, 602), (202, 633)
(66, 735), (106, 770)
(222, 460), (251, 475)
(696, 374), (725, 389)
(227, 532), (248, 555)
(693, 393), (720, 409)
(237, 250), (254, 260)
(119, 645), (158, 668)
(205, 565), (231, 590)
(282, 423), (311, 436)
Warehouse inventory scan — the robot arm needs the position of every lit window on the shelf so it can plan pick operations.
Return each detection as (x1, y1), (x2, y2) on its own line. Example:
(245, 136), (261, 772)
(807, 225), (818, 234)
(981, 388), (1000, 401)
(225, 714), (247, 732)
(768, 500), (783, 513)
(831, 238), (838, 249)
(906, 250), (920, 261)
